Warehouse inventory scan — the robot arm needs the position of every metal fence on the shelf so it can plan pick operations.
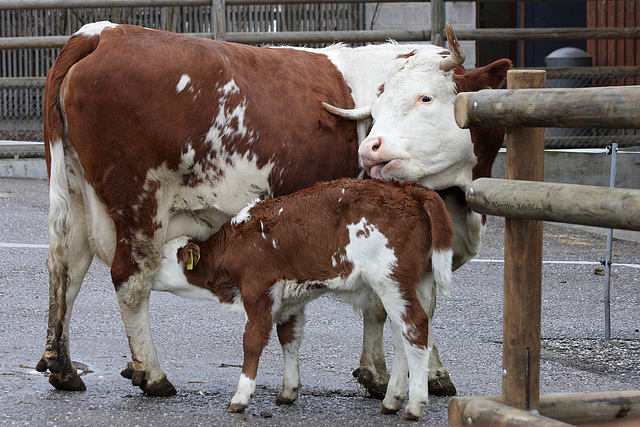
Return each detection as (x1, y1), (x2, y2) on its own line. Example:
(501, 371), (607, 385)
(543, 67), (640, 149)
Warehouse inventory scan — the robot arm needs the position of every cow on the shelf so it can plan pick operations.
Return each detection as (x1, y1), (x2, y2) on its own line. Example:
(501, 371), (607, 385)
(37, 20), (512, 398)
(152, 178), (455, 421)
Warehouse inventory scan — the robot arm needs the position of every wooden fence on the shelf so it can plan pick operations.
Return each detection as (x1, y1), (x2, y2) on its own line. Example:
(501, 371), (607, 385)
(449, 71), (640, 426)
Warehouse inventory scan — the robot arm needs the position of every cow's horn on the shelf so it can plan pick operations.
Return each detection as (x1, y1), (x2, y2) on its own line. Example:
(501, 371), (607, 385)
(322, 102), (372, 121)
(439, 22), (465, 71)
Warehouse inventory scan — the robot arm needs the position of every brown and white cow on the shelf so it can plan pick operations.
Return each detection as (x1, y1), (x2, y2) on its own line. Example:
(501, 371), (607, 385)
(38, 20), (511, 397)
(152, 178), (454, 420)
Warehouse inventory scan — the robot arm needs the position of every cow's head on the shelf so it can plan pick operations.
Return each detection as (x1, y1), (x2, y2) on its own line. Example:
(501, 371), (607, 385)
(324, 23), (512, 193)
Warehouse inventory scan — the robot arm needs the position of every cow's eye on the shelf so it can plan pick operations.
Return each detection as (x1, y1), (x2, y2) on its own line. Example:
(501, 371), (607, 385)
(417, 94), (433, 104)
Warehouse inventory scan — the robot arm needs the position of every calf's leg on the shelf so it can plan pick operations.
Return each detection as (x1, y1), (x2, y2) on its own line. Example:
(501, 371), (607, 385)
(357, 293), (455, 398)
(373, 284), (431, 421)
(380, 321), (408, 414)
(424, 281), (456, 396)
(228, 299), (273, 413)
(275, 311), (305, 405)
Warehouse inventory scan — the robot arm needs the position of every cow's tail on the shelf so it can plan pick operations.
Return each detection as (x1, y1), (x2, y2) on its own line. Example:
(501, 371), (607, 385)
(43, 31), (100, 347)
(420, 189), (454, 297)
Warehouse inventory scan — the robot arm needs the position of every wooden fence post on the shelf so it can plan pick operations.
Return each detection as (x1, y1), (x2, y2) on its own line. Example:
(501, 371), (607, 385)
(430, 0), (444, 46)
(502, 69), (546, 411)
(212, 0), (226, 41)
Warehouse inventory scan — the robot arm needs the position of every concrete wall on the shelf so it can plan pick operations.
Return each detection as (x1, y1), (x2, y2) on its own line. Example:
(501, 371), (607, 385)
(0, 158), (47, 180)
(365, 1), (477, 67)
(492, 148), (640, 189)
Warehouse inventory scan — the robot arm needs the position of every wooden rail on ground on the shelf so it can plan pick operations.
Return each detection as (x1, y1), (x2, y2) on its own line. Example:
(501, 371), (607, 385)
(451, 70), (640, 426)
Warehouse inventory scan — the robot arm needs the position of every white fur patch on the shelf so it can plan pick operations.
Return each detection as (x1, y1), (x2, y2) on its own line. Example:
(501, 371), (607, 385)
(75, 21), (118, 37)
(345, 217), (406, 321)
(230, 373), (256, 407)
(176, 74), (191, 93)
(231, 198), (260, 225)
(432, 248), (453, 296)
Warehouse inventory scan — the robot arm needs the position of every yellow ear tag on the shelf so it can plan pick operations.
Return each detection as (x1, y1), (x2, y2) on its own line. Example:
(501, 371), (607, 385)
(186, 249), (194, 271)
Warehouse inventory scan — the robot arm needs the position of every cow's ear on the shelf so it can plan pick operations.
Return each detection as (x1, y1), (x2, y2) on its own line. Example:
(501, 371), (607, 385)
(453, 58), (513, 93)
(178, 242), (201, 270)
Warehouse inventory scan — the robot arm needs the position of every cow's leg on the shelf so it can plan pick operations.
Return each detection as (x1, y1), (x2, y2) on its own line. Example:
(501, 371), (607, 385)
(354, 296), (390, 398)
(275, 311), (304, 405)
(380, 320), (408, 415)
(423, 282), (456, 396)
(227, 300), (272, 413)
(37, 194), (93, 391)
(113, 241), (176, 397)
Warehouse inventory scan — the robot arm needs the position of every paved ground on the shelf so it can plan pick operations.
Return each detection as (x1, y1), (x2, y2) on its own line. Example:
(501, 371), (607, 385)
(1, 177), (639, 426)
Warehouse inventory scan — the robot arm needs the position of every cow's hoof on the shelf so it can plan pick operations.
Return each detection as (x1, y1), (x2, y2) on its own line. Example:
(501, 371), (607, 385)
(401, 410), (422, 421)
(428, 370), (457, 396)
(275, 390), (298, 405)
(120, 365), (177, 396)
(380, 404), (400, 415)
(49, 372), (86, 391)
(142, 378), (177, 397)
(226, 402), (248, 413)
(352, 367), (387, 399)
(37, 355), (62, 374)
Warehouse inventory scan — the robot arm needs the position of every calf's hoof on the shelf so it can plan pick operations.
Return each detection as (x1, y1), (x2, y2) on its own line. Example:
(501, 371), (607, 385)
(352, 367), (388, 399)
(226, 402), (248, 413)
(120, 365), (177, 397)
(428, 370), (457, 396)
(49, 372), (86, 391)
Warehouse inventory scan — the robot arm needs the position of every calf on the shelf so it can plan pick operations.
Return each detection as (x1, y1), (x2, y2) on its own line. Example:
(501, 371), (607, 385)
(153, 178), (454, 420)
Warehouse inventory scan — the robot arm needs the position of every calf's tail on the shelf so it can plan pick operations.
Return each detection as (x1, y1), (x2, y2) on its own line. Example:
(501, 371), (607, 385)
(421, 190), (455, 296)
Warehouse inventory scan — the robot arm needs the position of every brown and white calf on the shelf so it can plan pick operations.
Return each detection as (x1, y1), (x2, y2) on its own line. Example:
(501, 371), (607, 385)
(153, 178), (454, 420)
(40, 20), (511, 397)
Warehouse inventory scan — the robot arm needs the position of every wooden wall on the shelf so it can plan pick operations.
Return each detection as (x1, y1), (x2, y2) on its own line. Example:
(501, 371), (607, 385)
(588, 0), (640, 66)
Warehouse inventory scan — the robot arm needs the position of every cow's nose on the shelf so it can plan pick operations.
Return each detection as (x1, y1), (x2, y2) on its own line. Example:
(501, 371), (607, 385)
(359, 137), (383, 164)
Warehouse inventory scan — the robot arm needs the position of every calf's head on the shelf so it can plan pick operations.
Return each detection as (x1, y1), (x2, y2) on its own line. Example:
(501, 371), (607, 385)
(152, 236), (204, 291)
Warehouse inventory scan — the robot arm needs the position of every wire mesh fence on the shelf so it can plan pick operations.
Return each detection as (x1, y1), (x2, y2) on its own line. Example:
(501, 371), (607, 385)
(1, 69), (639, 158)
(544, 67), (640, 149)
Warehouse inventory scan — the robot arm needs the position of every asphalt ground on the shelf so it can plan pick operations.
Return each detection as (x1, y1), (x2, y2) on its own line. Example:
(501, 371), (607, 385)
(1, 177), (639, 426)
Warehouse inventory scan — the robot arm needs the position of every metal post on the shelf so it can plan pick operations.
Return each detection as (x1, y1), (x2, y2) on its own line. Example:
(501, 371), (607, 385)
(603, 143), (618, 342)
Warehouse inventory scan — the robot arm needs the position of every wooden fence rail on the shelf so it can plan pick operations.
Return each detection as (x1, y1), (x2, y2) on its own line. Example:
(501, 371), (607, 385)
(2, 0), (640, 49)
(467, 178), (640, 231)
(455, 85), (640, 130)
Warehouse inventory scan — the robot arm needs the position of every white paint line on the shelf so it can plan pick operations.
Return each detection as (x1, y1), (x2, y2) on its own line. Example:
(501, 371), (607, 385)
(0, 242), (49, 249)
(472, 259), (640, 269)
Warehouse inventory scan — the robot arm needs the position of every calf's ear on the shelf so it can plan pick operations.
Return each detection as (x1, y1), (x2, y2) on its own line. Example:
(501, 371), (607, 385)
(178, 242), (201, 270)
